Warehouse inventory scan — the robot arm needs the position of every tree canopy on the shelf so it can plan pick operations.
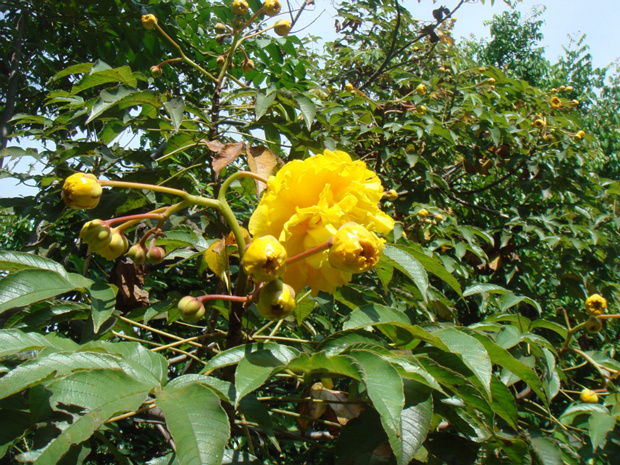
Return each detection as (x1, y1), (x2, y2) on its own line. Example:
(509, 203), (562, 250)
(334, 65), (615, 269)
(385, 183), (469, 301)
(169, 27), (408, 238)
(1, 0), (620, 464)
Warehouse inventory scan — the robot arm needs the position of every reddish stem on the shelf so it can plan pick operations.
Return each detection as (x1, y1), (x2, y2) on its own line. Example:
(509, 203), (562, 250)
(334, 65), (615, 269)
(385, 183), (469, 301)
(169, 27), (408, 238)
(198, 294), (249, 304)
(286, 238), (333, 266)
(105, 213), (164, 227)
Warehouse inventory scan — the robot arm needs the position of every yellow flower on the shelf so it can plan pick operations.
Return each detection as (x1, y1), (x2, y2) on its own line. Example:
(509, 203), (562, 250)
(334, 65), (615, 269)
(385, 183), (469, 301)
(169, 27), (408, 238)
(417, 105), (427, 115)
(249, 149), (394, 295)
(416, 83), (427, 95)
(263, 0), (281, 17)
(273, 19), (291, 36)
(417, 208), (429, 218)
(384, 189), (398, 201)
(141, 14), (158, 30)
(575, 130), (586, 140)
(256, 280), (296, 320)
(232, 0), (249, 16)
(580, 388), (599, 403)
(550, 96), (562, 109)
(96, 229), (128, 260)
(242, 235), (287, 282)
(329, 223), (383, 274)
(62, 173), (102, 210)
(80, 220), (111, 250)
(534, 118), (545, 128)
(585, 294), (607, 317)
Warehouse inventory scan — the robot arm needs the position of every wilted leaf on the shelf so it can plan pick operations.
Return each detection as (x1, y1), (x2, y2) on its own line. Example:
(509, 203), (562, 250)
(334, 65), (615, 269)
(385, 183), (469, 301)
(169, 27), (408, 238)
(212, 141), (245, 175)
(246, 145), (281, 197)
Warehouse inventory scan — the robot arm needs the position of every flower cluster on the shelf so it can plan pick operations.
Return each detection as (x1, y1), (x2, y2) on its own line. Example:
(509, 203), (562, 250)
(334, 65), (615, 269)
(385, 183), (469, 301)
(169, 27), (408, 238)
(249, 149), (394, 295)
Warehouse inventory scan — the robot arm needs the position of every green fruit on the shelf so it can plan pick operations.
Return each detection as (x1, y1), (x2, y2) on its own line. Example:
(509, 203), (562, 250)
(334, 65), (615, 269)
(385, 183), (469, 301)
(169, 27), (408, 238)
(178, 296), (206, 322)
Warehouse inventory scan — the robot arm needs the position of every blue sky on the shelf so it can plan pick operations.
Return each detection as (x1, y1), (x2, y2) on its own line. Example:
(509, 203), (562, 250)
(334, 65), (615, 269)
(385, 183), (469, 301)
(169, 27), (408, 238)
(2, 0), (618, 198)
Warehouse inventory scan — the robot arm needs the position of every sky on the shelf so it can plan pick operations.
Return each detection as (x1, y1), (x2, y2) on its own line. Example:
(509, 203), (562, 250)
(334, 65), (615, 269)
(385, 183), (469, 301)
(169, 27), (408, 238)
(2, 0), (619, 198)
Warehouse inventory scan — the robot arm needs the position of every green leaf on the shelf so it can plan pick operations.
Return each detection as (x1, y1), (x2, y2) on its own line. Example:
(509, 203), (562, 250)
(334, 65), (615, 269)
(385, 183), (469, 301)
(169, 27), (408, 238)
(463, 283), (509, 297)
(318, 329), (391, 356)
(294, 297), (315, 325)
(234, 347), (300, 406)
(391, 244), (462, 296)
(89, 283), (117, 333)
(155, 382), (230, 465)
(97, 341), (168, 386)
(0, 251), (69, 278)
(435, 328), (492, 396)
(588, 411), (616, 452)
(0, 270), (90, 315)
(294, 94), (316, 130)
(489, 377), (518, 429)
(204, 343), (299, 371)
(86, 86), (135, 124)
(383, 246), (428, 300)
(474, 335), (546, 402)
(400, 396), (433, 465)
(0, 329), (78, 358)
(530, 437), (562, 465)
(164, 98), (186, 132)
(255, 90), (276, 120)
(349, 350), (405, 464)
(166, 374), (234, 403)
(19, 369), (155, 464)
(71, 65), (137, 94)
(50, 62), (95, 82)
(343, 304), (411, 331)
(286, 352), (361, 381)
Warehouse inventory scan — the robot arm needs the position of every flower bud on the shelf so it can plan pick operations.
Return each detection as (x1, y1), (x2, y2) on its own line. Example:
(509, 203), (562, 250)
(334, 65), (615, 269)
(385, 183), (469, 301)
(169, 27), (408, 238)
(585, 317), (603, 334)
(178, 296), (206, 323)
(80, 220), (112, 250)
(534, 119), (544, 128)
(263, 0), (282, 17)
(417, 105), (427, 114)
(565, 86), (573, 92)
(345, 83), (355, 92)
(141, 14), (158, 30)
(273, 19), (291, 36)
(242, 59), (255, 73)
(329, 223), (383, 274)
(62, 173), (102, 210)
(550, 96), (562, 108)
(231, 16), (247, 32)
(256, 279), (296, 320)
(214, 22), (227, 34)
(147, 245), (166, 264)
(242, 235), (287, 282)
(417, 208), (429, 218)
(150, 66), (163, 78)
(232, 0), (249, 16)
(580, 388), (599, 403)
(216, 55), (226, 68)
(384, 189), (398, 201)
(575, 130), (586, 140)
(585, 294), (607, 317)
(416, 83), (427, 95)
(95, 229), (128, 260)
(127, 243), (148, 266)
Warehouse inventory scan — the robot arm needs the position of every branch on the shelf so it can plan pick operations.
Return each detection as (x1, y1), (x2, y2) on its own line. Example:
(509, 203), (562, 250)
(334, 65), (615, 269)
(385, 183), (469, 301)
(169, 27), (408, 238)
(440, 187), (510, 219)
(359, 0), (401, 90)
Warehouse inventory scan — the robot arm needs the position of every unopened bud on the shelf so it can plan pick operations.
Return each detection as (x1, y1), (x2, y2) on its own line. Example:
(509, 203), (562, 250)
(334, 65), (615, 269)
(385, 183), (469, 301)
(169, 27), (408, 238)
(150, 66), (163, 78)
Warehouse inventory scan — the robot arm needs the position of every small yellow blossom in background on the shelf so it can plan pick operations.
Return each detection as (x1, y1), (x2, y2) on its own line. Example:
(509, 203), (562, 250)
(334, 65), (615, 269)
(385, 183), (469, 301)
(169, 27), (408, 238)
(534, 118), (545, 128)
(384, 189), (398, 201)
(141, 14), (158, 30)
(550, 96), (562, 109)
(329, 222), (383, 274)
(263, 0), (281, 17)
(273, 19), (291, 36)
(416, 83), (427, 95)
(62, 173), (102, 210)
(417, 208), (429, 218)
(585, 294), (607, 317)
(344, 83), (355, 92)
(249, 149), (394, 295)
(580, 389), (599, 403)
(417, 105), (427, 115)
(242, 235), (288, 282)
(575, 130), (586, 140)
(257, 279), (296, 320)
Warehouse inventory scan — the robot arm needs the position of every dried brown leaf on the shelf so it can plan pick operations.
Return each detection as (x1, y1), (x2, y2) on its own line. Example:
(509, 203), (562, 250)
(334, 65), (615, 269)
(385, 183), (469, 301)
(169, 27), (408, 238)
(212, 141), (245, 174)
(246, 145), (282, 197)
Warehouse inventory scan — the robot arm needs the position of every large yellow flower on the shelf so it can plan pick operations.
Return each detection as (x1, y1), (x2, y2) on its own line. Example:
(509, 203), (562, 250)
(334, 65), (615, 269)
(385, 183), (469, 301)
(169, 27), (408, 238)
(249, 149), (394, 295)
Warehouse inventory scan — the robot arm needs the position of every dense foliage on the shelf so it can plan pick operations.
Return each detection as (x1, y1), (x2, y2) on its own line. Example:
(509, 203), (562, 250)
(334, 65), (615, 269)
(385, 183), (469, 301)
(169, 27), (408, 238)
(2, 0), (620, 464)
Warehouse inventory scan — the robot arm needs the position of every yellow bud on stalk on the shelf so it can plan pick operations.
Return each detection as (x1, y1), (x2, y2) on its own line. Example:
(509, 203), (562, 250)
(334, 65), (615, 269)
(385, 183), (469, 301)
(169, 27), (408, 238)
(242, 59), (255, 73)
(263, 0), (281, 17)
(385, 189), (399, 201)
(417, 208), (429, 218)
(575, 130), (586, 140)
(273, 19), (291, 36)
(178, 296), (206, 323)
(232, 0), (249, 16)
(242, 235), (287, 282)
(127, 243), (148, 266)
(141, 14), (158, 30)
(62, 173), (102, 210)
(150, 66), (162, 78)
(585, 294), (607, 317)
(80, 220), (112, 250)
(256, 279), (296, 320)
(328, 223), (383, 274)
(214, 23), (227, 34)
(417, 105), (427, 114)
(580, 389), (599, 403)
(416, 83), (427, 95)
(95, 229), (128, 260)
